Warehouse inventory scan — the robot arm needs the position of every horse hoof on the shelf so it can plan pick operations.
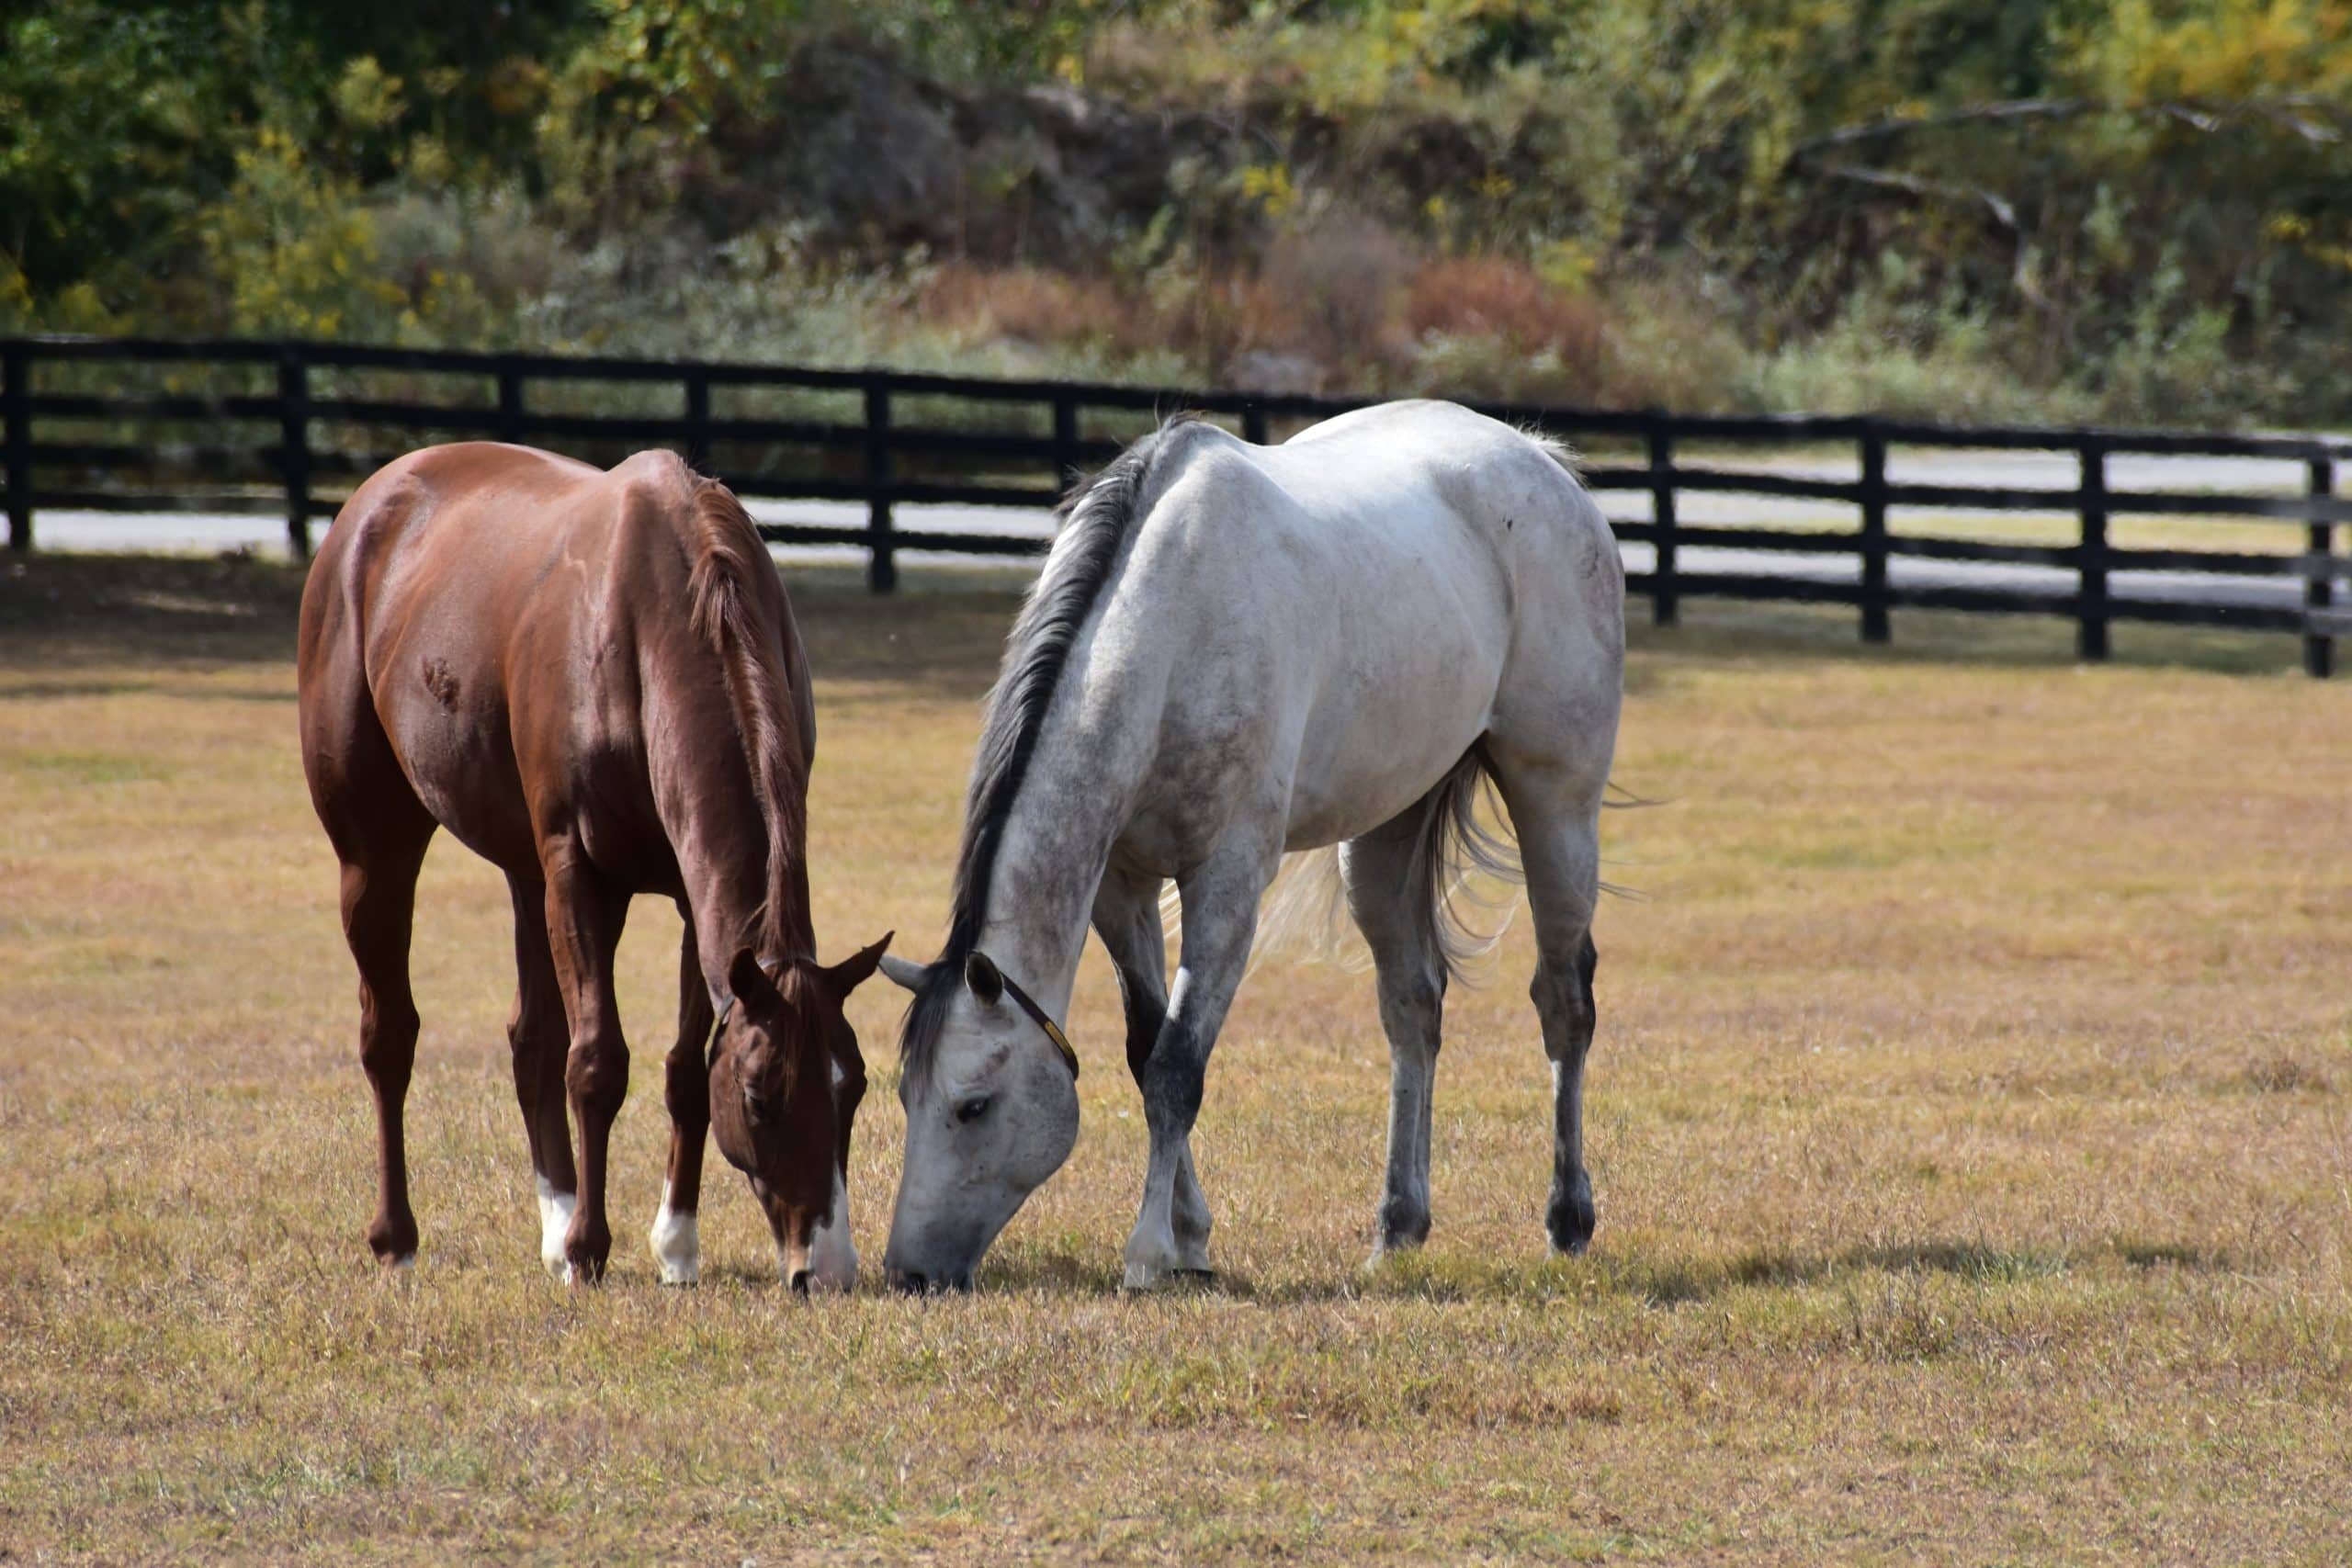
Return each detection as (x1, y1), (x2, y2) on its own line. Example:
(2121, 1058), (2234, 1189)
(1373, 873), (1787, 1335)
(1124, 1258), (1187, 1291)
(1547, 1190), (1596, 1256)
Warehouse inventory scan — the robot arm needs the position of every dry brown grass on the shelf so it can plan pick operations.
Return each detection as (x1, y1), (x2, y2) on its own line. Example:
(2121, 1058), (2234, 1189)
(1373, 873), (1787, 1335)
(3, 553), (2349, 1562)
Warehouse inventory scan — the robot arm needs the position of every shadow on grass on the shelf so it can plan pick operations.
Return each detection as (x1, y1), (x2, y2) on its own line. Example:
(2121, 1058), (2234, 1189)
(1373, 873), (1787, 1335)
(965, 1234), (2239, 1306)
(3, 551), (2314, 692)
(1623, 595), (2309, 687)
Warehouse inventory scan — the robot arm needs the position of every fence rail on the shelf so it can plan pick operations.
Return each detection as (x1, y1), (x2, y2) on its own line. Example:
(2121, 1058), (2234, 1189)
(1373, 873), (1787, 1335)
(5, 334), (2348, 674)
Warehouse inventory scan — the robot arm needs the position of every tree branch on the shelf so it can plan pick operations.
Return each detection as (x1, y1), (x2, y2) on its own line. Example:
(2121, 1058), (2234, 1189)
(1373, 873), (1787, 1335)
(1811, 163), (2043, 306)
(1788, 93), (2346, 169)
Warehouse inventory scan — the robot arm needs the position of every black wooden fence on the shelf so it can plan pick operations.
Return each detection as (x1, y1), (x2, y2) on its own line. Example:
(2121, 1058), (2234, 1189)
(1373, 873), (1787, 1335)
(6, 334), (2349, 675)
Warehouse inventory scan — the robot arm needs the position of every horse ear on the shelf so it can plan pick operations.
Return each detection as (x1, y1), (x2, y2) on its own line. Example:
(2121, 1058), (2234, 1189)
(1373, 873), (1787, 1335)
(824, 931), (894, 997)
(964, 950), (1004, 1007)
(878, 953), (927, 993)
(728, 947), (777, 1009)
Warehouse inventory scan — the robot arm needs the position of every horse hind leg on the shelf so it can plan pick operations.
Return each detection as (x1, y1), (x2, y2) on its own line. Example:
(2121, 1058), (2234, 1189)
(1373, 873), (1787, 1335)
(305, 644), (439, 1271)
(334, 812), (436, 1272)
(1485, 745), (1608, 1255)
(1340, 807), (1448, 1259)
(505, 874), (577, 1279)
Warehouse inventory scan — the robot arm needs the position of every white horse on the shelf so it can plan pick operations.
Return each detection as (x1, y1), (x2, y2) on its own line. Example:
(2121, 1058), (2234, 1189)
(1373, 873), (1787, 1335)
(876, 400), (1624, 1290)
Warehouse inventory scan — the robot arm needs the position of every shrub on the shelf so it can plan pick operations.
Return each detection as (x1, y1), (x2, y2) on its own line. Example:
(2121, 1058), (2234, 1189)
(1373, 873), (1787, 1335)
(1401, 256), (1609, 398)
(1255, 204), (1419, 379)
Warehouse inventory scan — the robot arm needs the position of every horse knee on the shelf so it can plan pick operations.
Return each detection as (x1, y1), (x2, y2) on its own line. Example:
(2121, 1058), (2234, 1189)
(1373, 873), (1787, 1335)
(358, 998), (420, 1089)
(662, 1043), (707, 1125)
(565, 1035), (629, 1117)
(1138, 1021), (1204, 1132)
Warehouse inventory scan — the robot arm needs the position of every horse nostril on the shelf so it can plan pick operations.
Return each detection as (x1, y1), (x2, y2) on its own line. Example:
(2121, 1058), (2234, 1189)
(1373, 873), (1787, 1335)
(788, 1268), (811, 1295)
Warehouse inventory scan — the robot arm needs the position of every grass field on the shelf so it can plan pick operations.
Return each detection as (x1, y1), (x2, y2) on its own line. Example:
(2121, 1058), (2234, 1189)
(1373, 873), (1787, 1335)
(3, 552), (2348, 1562)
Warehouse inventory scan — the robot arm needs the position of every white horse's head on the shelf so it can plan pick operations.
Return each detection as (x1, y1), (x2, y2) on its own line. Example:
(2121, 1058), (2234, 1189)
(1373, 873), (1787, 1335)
(879, 949), (1080, 1291)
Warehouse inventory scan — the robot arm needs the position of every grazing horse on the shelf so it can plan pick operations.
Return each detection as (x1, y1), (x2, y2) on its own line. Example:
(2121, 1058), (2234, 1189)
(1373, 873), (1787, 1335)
(298, 443), (889, 1289)
(877, 400), (1624, 1291)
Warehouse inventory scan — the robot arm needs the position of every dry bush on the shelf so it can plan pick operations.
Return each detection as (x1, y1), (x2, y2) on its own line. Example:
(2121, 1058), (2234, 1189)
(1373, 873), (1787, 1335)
(918, 262), (1137, 349)
(1255, 204), (1419, 378)
(1592, 270), (1753, 412)
(1404, 255), (1609, 369)
(912, 260), (1302, 389)
(1152, 265), (1296, 387)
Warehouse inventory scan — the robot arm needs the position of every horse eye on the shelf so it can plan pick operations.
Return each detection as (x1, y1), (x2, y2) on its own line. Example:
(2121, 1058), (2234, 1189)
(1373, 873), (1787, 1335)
(954, 1096), (990, 1125)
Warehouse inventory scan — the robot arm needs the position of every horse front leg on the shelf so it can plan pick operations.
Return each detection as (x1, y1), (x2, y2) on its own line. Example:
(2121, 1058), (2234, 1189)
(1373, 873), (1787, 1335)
(542, 842), (632, 1284)
(1125, 844), (1273, 1291)
(504, 873), (578, 1279)
(1092, 868), (1212, 1275)
(650, 913), (714, 1286)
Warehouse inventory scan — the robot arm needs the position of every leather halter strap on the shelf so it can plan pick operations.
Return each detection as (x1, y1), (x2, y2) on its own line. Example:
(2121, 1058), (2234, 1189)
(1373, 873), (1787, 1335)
(994, 965), (1080, 1081)
(712, 956), (785, 1032)
(713, 957), (789, 1112)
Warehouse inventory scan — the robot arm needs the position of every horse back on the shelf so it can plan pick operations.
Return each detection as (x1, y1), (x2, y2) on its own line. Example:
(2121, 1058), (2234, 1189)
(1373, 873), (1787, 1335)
(1087, 404), (1619, 852)
(298, 443), (708, 874)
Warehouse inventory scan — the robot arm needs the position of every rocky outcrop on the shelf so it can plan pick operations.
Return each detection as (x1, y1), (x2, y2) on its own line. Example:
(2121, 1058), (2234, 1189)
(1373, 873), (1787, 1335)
(707, 43), (1242, 265)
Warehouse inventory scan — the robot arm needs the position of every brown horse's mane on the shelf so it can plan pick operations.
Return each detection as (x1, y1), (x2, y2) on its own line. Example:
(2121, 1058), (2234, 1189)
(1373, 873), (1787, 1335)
(684, 473), (811, 961)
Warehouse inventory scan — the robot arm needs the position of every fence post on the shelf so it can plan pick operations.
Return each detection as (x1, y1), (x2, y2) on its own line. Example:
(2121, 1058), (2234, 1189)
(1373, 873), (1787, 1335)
(497, 365), (525, 446)
(1859, 427), (1889, 644)
(1647, 416), (1679, 626)
(1051, 392), (1079, 492)
(2076, 437), (2109, 662)
(684, 371), (711, 472)
(4, 341), (28, 553)
(864, 373), (896, 593)
(2307, 457), (2336, 679)
(1242, 400), (1270, 446)
(278, 346), (311, 559)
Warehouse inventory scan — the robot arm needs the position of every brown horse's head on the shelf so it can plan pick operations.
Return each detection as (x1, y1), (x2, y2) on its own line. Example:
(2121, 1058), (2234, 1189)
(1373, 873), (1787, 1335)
(707, 935), (891, 1292)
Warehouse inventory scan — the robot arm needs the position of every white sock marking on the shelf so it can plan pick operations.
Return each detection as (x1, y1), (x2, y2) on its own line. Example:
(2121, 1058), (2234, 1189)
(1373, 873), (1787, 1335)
(648, 1179), (701, 1286)
(536, 1174), (577, 1281)
(805, 1168), (858, 1292)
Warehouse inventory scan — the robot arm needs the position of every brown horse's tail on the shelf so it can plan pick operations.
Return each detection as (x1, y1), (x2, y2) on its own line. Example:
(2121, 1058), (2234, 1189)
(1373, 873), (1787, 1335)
(684, 473), (810, 954)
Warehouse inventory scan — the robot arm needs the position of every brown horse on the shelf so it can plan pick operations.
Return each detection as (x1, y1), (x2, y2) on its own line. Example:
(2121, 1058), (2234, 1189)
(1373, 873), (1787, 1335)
(298, 442), (888, 1290)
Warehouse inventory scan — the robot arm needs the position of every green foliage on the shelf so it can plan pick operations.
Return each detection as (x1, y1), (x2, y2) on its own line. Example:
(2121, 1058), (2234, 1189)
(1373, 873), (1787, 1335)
(2, 0), (2347, 424)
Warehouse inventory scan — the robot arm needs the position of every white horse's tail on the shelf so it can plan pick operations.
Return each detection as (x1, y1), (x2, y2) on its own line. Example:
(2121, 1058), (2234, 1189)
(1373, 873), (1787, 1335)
(1244, 746), (1524, 983)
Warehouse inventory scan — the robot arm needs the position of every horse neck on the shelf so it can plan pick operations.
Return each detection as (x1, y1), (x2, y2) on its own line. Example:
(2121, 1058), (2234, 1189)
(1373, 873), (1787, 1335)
(968, 728), (1129, 1023)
